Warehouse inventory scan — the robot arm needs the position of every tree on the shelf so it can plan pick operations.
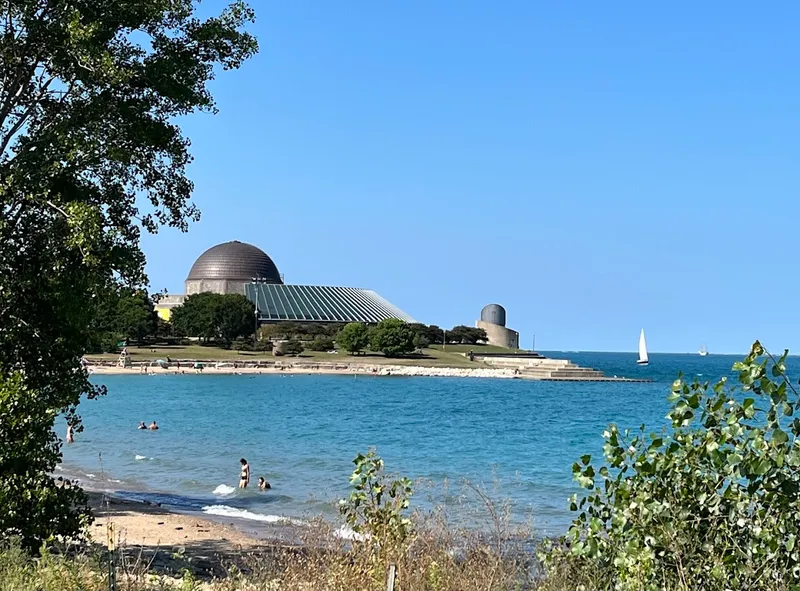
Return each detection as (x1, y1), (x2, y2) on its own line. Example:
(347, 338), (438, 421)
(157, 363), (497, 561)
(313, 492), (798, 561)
(370, 318), (416, 357)
(542, 341), (800, 590)
(0, 1), (257, 549)
(214, 294), (255, 345)
(171, 292), (216, 340)
(116, 291), (158, 345)
(447, 325), (488, 345)
(171, 292), (254, 345)
(337, 322), (370, 355)
(310, 335), (335, 352)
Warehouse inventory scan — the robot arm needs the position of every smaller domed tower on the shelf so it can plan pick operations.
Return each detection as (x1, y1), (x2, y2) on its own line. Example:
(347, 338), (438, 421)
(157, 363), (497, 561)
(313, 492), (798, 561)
(476, 303), (519, 349)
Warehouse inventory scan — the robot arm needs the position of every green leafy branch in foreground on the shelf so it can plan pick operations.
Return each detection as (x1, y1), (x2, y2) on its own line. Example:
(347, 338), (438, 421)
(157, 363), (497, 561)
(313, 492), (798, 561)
(340, 449), (414, 575)
(541, 341), (800, 591)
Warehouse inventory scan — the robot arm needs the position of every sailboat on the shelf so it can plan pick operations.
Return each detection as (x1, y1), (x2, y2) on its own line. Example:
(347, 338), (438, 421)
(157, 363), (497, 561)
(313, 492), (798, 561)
(699, 345), (708, 357)
(637, 329), (649, 365)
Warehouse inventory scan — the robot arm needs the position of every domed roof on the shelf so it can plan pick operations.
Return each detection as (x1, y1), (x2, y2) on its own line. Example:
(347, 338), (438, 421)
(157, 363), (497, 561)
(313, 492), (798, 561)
(187, 241), (282, 284)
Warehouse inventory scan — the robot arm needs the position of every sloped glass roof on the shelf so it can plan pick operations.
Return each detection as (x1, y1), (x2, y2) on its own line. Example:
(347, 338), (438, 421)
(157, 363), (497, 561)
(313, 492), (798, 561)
(245, 284), (416, 324)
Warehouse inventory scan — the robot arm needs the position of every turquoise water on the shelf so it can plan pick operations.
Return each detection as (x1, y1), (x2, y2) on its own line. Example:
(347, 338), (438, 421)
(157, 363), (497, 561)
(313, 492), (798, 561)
(61, 352), (759, 536)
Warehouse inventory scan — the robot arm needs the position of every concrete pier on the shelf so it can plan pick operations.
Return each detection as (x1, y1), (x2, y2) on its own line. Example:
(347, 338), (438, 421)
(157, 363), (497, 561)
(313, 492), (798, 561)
(472, 353), (650, 382)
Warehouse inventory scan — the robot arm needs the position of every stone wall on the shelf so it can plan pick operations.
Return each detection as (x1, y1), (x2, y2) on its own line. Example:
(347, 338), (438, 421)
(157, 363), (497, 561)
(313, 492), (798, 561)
(476, 320), (519, 349)
(184, 279), (247, 295)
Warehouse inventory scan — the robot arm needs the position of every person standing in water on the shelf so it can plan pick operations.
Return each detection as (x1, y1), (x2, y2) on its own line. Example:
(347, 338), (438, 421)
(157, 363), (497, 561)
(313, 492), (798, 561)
(66, 423), (74, 444)
(239, 458), (250, 488)
(148, 421), (159, 430)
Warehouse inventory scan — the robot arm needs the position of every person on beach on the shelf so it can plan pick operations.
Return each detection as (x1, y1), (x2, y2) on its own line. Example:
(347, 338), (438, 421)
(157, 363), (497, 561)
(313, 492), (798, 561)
(258, 477), (271, 491)
(239, 458), (250, 488)
(66, 423), (74, 444)
(138, 421), (146, 430)
(148, 421), (159, 430)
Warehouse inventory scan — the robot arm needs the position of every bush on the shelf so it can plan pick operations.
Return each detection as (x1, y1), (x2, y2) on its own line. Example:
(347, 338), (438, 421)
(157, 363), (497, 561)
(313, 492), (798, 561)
(277, 340), (304, 356)
(254, 339), (273, 352)
(542, 341), (800, 590)
(309, 336), (335, 352)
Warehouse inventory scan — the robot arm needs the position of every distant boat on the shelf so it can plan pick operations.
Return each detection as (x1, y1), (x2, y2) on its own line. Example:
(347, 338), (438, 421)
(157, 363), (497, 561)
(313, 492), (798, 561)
(637, 329), (649, 365)
(699, 345), (708, 357)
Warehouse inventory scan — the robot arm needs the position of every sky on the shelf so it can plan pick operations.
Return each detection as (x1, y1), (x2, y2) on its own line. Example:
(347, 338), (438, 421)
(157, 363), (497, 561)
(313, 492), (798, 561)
(141, 1), (800, 354)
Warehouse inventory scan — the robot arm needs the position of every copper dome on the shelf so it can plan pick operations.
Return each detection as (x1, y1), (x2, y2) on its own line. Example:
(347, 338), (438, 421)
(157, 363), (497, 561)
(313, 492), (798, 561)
(186, 241), (282, 284)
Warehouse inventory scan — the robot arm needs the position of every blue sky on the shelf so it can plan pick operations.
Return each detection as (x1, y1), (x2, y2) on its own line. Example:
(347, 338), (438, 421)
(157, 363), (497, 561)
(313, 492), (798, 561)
(141, 1), (800, 354)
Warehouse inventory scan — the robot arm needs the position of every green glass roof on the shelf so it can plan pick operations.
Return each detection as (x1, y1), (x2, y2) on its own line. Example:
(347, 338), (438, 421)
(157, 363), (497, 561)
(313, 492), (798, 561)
(245, 284), (416, 324)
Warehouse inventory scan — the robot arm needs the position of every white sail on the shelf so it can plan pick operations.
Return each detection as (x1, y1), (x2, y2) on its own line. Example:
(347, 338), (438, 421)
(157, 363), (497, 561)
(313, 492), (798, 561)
(699, 344), (708, 356)
(638, 329), (649, 364)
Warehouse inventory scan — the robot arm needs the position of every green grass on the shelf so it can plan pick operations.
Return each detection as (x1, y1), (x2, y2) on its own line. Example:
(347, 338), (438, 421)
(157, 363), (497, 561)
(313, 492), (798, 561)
(86, 343), (517, 368)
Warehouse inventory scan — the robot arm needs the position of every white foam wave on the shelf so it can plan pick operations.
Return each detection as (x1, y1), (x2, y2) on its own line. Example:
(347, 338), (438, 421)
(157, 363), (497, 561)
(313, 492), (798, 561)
(201, 504), (300, 524)
(212, 484), (236, 496)
(110, 479), (123, 483)
(85, 473), (96, 478)
(135, 455), (147, 460)
(334, 526), (368, 542)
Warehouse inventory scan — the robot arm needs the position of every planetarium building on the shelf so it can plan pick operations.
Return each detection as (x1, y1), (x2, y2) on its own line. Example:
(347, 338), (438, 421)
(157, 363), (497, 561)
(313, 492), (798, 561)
(157, 241), (416, 325)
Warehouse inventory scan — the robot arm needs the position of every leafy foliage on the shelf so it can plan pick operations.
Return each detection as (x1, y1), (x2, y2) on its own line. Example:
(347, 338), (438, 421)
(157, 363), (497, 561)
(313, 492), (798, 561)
(542, 341), (800, 590)
(0, 0), (257, 548)
(446, 326), (488, 345)
(340, 449), (414, 570)
(171, 293), (255, 345)
(336, 322), (370, 355)
(275, 339), (304, 356)
(115, 291), (158, 345)
(369, 318), (416, 357)
(0, 374), (90, 550)
(309, 335), (335, 352)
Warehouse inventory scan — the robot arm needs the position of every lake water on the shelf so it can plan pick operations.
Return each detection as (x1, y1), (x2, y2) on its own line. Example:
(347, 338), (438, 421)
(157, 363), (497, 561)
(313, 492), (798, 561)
(60, 352), (761, 537)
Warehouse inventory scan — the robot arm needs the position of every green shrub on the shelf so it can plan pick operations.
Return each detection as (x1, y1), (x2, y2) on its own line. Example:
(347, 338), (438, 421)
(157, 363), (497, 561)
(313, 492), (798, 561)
(337, 322), (370, 355)
(309, 336), (335, 352)
(542, 341), (800, 591)
(339, 449), (414, 575)
(280, 340), (304, 356)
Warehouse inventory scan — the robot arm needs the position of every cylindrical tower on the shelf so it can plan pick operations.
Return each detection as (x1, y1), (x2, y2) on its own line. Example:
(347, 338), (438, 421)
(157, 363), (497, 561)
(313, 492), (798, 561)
(480, 303), (506, 327)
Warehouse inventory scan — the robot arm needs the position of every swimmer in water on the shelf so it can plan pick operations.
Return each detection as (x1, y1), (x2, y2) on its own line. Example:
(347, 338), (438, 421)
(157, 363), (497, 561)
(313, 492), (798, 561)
(148, 421), (159, 430)
(258, 477), (271, 491)
(239, 458), (250, 489)
(137, 422), (146, 430)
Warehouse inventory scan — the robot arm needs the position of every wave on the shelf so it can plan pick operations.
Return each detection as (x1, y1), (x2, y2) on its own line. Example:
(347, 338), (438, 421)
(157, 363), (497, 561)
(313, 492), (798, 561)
(201, 504), (302, 525)
(212, 484), (236, 496)
(334, 525), (368, 542)
(134, 455), (149, 461)
(85, 473), (96, 478)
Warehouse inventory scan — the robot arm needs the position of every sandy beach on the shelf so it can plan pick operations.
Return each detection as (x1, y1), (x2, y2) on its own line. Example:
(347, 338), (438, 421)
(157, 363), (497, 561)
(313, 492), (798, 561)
(86, 491), (287, 580)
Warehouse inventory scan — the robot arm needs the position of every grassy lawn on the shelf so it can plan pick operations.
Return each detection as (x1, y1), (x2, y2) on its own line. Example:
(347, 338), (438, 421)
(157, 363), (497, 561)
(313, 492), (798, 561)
(86, 343), (515, 368)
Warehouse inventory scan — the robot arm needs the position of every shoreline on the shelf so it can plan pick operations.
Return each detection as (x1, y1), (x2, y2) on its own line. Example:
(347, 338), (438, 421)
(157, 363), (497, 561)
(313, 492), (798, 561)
(87, 362), (520, 379)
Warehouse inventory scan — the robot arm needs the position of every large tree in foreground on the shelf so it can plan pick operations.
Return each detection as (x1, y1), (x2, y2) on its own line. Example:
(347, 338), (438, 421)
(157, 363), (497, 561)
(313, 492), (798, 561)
(0, 0), (257, 549)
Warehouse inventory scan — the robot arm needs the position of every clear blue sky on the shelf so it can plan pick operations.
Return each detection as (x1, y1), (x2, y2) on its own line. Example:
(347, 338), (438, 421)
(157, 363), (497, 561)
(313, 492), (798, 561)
(141, 1), (800, 354)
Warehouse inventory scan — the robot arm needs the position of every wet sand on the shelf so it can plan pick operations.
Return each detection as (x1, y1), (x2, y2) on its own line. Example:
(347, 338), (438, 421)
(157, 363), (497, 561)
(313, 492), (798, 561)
(88, 491), (259, 549)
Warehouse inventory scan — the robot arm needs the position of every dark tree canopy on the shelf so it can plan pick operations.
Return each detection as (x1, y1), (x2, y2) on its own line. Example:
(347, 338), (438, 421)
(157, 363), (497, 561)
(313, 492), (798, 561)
(0, 0), (257, 549)
(171, 292), (255, 345)
(370, 318), (416, 357)
(337, 322), (370, 355)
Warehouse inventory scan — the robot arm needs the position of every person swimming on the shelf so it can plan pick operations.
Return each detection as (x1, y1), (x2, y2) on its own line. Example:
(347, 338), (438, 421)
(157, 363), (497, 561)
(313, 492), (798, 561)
(258, 477), (271, 491)
(148, 421), (159, 430)
(239, 458), (250, 489)
(137, 422), (146, 430)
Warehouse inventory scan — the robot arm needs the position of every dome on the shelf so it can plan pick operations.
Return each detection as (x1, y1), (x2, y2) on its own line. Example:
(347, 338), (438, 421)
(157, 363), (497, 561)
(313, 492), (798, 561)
(187, 241), (282, 284)
(480, 303), (506, 327)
